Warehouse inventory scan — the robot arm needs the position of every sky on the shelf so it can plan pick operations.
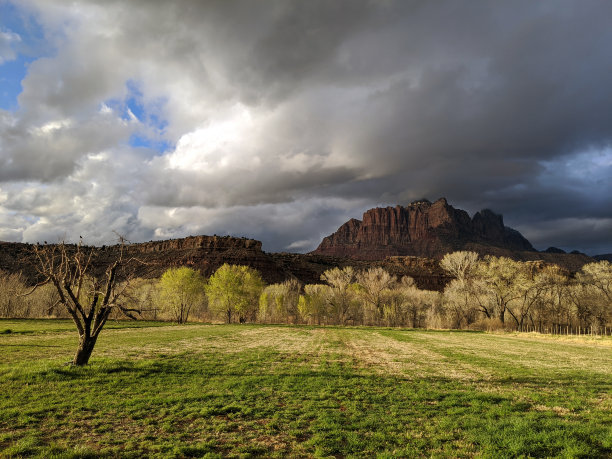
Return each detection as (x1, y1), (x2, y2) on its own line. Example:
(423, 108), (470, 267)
(0, 0), (611, 255)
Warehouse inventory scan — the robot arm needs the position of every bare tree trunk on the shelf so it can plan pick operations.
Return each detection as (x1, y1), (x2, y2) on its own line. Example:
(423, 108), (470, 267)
(73, 334), (99, 366)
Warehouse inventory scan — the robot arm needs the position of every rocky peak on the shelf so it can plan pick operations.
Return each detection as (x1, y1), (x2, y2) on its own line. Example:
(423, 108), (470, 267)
(312, 198), (535, 260)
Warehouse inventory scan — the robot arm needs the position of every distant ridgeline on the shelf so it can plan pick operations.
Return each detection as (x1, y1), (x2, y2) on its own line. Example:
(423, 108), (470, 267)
(0, 199), (600, 290)
(0, 236), (450, 291)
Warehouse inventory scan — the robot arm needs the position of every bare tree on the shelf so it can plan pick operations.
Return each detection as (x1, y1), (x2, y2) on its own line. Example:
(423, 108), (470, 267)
(476, 256), (523, 324)
(321, 267), (360, 325)
(0, 270), (28, 318)
(31, 240), (140, 365)
(440, 251), (479, 281)
(357, 267), (397, 325)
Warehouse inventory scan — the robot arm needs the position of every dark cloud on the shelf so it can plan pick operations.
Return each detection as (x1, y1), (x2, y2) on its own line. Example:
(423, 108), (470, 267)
(0, 0), (610, 254)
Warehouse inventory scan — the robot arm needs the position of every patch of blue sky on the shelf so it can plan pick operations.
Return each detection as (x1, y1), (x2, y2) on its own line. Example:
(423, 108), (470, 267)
(0, 1), (52, 110)
(124, 79), (144, 121)
(107, 79), (172, 154)
(129, 134), (173, 153)
(0, 55), (32, 110)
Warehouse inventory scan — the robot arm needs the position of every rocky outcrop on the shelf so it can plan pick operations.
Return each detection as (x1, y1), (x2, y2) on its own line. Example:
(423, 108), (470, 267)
(0, 236), (451, 291)
(0, 205), (599, 293)
(313, 198), (534, 260)
(0, 236), (283, 285)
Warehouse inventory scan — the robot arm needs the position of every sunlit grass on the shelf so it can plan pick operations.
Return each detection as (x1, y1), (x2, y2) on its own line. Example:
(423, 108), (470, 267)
(0, 322), (610, 457)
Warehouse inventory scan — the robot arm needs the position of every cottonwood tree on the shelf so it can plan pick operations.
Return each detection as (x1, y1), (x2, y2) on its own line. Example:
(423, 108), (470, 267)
(476, 256), (523, 324)
(32, 240), (141, 365)
(385, 275), (433, 327)
(443, 278), (479, 328)
(259, 279), (301, 324)
(578, 261), (612, 302)
(320, 266), (361, 325)
(0, 271), (28, 318)
(298, 284), (331, 325)
(440, 251), (479, 282)
(574, 261), (612, 331)
(357, 267), (397, 325)
(158, 267), (206, 323)
(440, 251), (492, 320)
(206, 264), (264, 323)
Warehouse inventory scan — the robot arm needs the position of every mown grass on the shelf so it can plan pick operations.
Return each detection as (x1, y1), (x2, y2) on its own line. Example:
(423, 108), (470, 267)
(0, 320), (610, 457)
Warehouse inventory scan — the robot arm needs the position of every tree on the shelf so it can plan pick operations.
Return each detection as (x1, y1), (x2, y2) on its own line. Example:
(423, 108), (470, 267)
(298, 284), (331, 325)
(443, 278), (479, 328)
(518, 265), (569, 332)
(440, 251), (479, 281)
(0, 271), (28, 318)
(32, 240), (140, 366)
(206, 264), (264, 323)
(158, 267), (206, 323)
(578, 261), (612, 302)
(575, 261), (612, 332)
(320, 266), (360, 325)
(259, 279), (301, 324)
(385, 275), (429, 327)
(356, 267), (396, 325)
(475, 256), (523, 324)
(441, 251), (490, 327)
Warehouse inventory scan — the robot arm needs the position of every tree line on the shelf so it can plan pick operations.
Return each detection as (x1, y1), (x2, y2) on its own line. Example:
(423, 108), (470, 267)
(4, 251), (610, 335)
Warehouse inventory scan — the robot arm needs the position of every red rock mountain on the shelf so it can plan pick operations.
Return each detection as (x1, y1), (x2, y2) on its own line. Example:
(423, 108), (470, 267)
(312, 198), (535, 260)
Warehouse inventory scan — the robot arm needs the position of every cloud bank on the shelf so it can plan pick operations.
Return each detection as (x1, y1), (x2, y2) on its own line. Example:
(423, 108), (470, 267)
(0, 0), (611, 254)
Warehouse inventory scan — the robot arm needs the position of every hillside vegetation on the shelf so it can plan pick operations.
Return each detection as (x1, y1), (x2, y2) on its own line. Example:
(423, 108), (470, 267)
(1, 321), (610, 457)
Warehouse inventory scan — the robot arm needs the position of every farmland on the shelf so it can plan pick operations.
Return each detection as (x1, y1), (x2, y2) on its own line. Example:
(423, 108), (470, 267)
(0, 320), (610, 457)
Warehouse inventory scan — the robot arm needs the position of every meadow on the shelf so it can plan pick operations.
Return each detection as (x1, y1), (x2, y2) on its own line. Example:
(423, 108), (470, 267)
(0, 320), (610, 458)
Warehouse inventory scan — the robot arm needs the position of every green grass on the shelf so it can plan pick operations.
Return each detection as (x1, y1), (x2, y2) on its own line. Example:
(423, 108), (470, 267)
(0, 321), (610, 457)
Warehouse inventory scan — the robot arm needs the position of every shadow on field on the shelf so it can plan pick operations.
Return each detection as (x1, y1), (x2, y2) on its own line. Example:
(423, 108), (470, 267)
(32, 353), (612, 398)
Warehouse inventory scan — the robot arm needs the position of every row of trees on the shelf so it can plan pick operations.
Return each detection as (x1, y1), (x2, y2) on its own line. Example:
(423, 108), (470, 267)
(124, 254), (612, 333)
(440, 252), (612, 333)
(3, 254), (611, 333)
(2, 245), (610, 366)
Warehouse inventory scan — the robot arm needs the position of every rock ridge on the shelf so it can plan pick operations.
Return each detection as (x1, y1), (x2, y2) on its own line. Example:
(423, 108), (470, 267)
(313, 198), (535, 260)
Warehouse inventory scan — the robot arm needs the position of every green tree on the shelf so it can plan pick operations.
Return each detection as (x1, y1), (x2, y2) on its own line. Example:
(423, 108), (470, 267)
(159, 267), (205, 324)
(259, 279), (301, 324)
(206, 264), (264, 323)
(298, 284), (331, 325)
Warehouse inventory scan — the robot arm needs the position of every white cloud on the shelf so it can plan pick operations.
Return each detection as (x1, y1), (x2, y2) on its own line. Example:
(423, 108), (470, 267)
(0, 0), (611, 255)
(0, 29), (20, 64)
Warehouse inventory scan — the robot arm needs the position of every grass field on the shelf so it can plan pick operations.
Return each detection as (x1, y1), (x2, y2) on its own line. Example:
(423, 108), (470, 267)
(0, 320), (610, 458)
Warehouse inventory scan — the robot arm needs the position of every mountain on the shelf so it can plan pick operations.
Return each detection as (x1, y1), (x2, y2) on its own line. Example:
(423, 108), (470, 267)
(594, 254), (612, 262)
(0, 199), (598, 291)
(312, 198), (537, 260)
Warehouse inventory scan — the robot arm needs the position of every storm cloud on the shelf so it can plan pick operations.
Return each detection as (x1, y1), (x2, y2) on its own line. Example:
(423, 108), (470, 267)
(0, 0), (610, 254)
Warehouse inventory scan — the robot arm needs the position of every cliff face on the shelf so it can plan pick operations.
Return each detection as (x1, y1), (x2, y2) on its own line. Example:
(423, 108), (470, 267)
(0, 236), (450, 291)
(313, 198), (534, 260)
(0, 236), (280, 285)
(0, 209), (596, 293)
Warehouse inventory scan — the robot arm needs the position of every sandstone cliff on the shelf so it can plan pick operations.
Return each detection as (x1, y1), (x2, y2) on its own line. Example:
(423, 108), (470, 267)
(313, 198), (535, 260)
(0, 236), (449, 291)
